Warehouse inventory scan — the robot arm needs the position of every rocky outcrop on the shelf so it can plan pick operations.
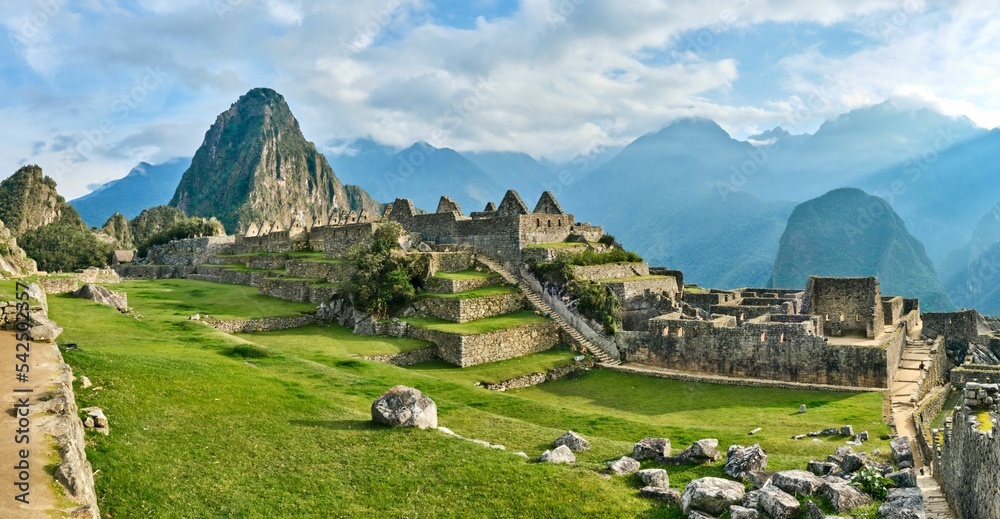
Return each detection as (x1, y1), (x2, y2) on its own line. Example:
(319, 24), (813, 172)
(0, 219), (36, 276)
(370, 386), (437, 429)
(539, 445), (575, 464)
(606, 456), (640, 475)
(169, 88), (377, 232)
(73, 283), (128, 312)
(680, 477), (745, 516)
(724, 444), (768, 479)
(554, 430), (590, 452)
(633, 437), (671, 460)
(0, 164), (80, 237)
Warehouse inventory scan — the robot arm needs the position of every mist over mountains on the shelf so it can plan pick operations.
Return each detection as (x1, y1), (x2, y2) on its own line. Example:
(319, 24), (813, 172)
(61, 92), (1000, 312)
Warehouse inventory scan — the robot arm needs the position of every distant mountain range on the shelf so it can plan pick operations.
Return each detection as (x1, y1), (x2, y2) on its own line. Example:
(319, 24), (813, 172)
(70, 158), (190, 228)
(56, 94), (1000, 311)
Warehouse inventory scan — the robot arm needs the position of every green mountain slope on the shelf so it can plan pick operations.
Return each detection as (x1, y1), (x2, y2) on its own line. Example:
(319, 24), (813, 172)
(769, 188), (953, 310)
(170, 88), (377, 232)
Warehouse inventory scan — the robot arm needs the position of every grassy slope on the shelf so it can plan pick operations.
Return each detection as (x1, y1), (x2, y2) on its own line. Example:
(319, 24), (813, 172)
(402, 311), (549, 334)
(115, 278), (316, 319)
(432, 269), (494, 281)
(50, 279), (892, 518)
(420, 285), (518, 300)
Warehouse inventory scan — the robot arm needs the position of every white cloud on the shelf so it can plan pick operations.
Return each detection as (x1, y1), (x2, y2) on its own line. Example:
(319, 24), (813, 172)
(265, 0), (304, 26)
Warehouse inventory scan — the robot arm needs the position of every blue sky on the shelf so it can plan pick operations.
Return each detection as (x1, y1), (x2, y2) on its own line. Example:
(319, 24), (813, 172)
(0, 0), (997, 198)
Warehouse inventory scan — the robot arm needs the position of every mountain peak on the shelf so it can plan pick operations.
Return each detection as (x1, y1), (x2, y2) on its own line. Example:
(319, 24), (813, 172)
(169, 89), (376, 231)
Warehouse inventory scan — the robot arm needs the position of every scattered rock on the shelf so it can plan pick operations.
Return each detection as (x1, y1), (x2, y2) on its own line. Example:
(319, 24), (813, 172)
(800, 404), (807, 413)
(839, 425), (854, 437)
(29, 317), (63, 342)
(772, 470), (824, 496)
(729, 505), (759, 519)
(748, 427), (762, 435)
(436, 426), (460, 438)
(539, 445), (575, 464)
(513, 452), (529, 459)
(792, 434), (806, 440)
(759, 484), (801, 519)
(370, 385), (438, 429)
(820, 427), (839, 436)
(741, 489), (760, 509)
(807, 460), (838, 476)
(805, 500), (826, 519)
(819, 478), (873, 512)
(838, 452), (867, 474)
(81, 407), (109, 435)
(469, 439), (490, 447)
(724, 444), (768, 479)
(633, 437), (671, 460)
(890, 437), (914, 469)
(638, 468), (669, 488)
(189, 314), (201, 320)
(856, 431), (869, 442)
(639, 486), (680, 504)
(887, 468), (917, 488)
(878, 487), (924, 519)
(73, 283), (128, 312)
(745, 471), (774, 490)
(554, 430), (590, 452)
(80, 376), (92, 389)
(664, 438), (721, 464)
(607, 456), (640, 476)
(490, 444), (505, 450)
(680, 477), (745, 516)
(687, 510), (714, 519)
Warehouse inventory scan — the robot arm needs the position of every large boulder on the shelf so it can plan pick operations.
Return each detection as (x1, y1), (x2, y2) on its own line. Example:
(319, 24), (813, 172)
(878, 487), (925, 519)
(370, 386), (438, 429)
(724, 444), (768, 479)
(818, 478), (872, 512)
(729, 505), (759, 519)
(772, 470), (824, 496)
(554, 430), (590, 452)
(807, 460), (838, 476)
(890, 437), (914, 469)
(639, 486), (680, 504)
(73, 283), (128, 312)
(664, 438), (721, 464)
(838, 451), (867, 474)
(539, 445), (575, 464)
(29, 316), (63, 342)
(607, 456), (640, 476)
(638, 468), (669, 488)
(680, 477), (745, 516)
(887, 468), (917, 488)
(633, 437), (671, 460)
(759, 485), (801, 519)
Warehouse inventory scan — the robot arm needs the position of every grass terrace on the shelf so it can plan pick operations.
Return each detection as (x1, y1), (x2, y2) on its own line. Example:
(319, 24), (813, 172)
(597, 275), (673, 283)
(40, 277), (895, 517)
(420, 285), (519, 300)
(402, 310), (550, 335)
(523, 242), (588, 249)
(432, 269), (496, 281)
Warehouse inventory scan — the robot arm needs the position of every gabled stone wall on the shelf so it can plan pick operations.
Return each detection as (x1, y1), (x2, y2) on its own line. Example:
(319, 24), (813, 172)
(804, 276), (884, 339)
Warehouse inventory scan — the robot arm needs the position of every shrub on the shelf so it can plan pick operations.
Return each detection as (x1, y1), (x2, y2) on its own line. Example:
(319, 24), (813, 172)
(137, 216), (225, 256)
(21, 218), (113, 272)
(851, 465), (894, 500)
(342, 222), (426, 319)
(572, 281), (622, 334)
(529, 247), (643, 284)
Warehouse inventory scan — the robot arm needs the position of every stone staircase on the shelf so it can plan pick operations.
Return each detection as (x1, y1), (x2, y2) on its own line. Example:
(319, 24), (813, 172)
(476, 256), (620, 366)
(918, 475), (955, 519)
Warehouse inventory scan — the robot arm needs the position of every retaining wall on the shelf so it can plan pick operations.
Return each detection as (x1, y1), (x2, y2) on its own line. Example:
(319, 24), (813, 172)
(938, 384), (1000, 519)
(204, 315), (315, 333)
(571, 262), (649, 282)
(413, 292), (526, 323)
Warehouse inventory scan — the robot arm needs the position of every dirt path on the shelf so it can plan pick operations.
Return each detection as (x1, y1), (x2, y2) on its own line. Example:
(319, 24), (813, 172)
(0, 330), (66, 518)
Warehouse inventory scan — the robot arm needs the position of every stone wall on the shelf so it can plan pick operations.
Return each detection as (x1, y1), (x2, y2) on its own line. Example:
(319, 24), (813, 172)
(603, 276), (679, 307)
(883, 322), (906, 388)
(624, 318), (891, 387)
(938, 383), (1000, 519)
(246, 255), (289, 270)
(286, 260), (353, 282)
(413, 292), (526, 323)
(204, 315), (315, 333)
(143, 236), (235, 266)
(425, 274), (495, 294)
(361, 347), (439, 366)
(115, 264), (196, 279)
(913, 383), (951, 466)
(476, 357), (595, 391)
(379, 320), (559, 367)
(521, 245), (586, 264)
(322, 222), (380, 258)
(950, 364), (1000, 386)
(804, 276), (883, 338)
(427, 251), (474, 274)
(39, 277), (79, 294)
(571, 262), (649, 282)
(259, 278), (314, 302)
(882, 296), (904, 325)
(77, 267), (121, 284)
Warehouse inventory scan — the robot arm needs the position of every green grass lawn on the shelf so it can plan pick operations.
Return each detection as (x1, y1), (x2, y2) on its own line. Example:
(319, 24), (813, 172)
(403, 310), (550, 335)
(221, 265), (286, 274)
(432, 269), (495, 281)
(420, 285), (518, 300)
(407, 346), (579, 386)
(48, 278), (894, 518)
(116, 278), (316, 319)
(240, 323), (433, 357)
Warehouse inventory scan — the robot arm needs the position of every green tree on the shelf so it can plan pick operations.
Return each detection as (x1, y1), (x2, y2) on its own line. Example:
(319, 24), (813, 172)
(130, 205), (186, 246)
(343, 222), (424, 319)
(21, 219), (113, 272)
(136, 216), (226, 256)
(572, 281), (622, 334)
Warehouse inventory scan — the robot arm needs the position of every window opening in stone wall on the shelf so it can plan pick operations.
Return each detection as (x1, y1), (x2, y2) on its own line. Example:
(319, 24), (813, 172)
(856, 313), (861, 322)
(536, 218), (541, 227)
(780, 333), (786, 342)
(677, 328), (684, 337)
(547, 219), (552, 228)
(662, 326), (669, 337)
(840, 313), (845, 322)
(760, 332), (767, 342)
(692, 328), (699, 338)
